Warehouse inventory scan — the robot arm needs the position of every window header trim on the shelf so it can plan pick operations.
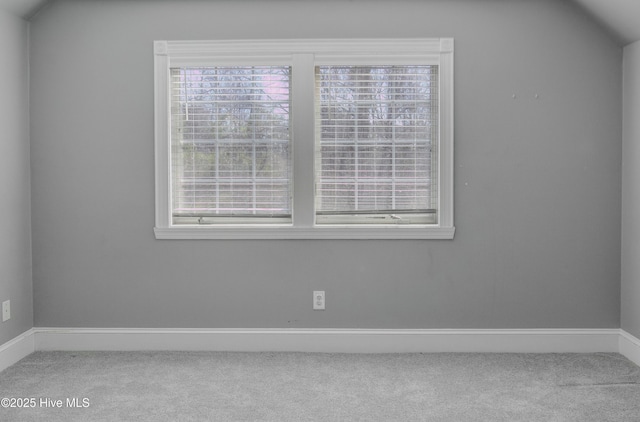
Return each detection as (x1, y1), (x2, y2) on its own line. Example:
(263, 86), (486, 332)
(154, 38), (453, 58)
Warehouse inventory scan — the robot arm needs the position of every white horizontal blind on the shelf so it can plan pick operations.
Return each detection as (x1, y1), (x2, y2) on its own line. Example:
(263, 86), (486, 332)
(170, 66), (292, 224)
(315, 65), (439, 225)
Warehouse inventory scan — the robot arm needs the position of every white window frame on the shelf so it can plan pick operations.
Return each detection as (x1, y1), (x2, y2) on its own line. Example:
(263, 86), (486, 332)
(154, 39), (454, 240)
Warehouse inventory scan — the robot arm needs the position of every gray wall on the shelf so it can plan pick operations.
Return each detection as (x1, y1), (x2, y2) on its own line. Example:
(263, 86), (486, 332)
(30, 0), (622, 329)
(622, 40), (640, 339)
(0, 9), (33, 344)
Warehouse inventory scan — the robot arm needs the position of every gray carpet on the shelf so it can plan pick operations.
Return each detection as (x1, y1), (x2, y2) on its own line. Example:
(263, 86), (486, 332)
(0, 352), (639, 421)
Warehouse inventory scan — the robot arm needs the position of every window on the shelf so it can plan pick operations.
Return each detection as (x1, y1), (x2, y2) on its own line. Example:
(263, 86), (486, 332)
(154, 39), (454, 239)
(170, 66), (292, 225)
(315, 65), (439, 225)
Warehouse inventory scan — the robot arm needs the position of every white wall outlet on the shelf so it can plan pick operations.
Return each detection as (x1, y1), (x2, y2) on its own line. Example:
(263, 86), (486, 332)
(313, 291), (325, 310)
(2, 300), (10, 322)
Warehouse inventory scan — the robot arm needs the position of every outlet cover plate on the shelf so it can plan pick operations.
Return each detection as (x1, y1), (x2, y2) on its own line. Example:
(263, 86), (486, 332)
(313, 291), (325, 310)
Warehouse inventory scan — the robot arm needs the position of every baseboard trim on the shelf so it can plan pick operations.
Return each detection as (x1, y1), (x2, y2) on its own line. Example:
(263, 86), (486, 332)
(0, 329), (35, 372)
(0, 328), (629, 370)
(33, 328), (620, 354)
(620, 330), (640, 367)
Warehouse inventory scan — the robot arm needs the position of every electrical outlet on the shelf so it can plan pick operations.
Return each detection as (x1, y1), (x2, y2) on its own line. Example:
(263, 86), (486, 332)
(313, 291), (325, 310)
(2, 300), (9, 322)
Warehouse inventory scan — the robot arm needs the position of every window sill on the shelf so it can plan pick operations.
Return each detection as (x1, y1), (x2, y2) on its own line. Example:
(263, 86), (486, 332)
(154, 226), (455, 240)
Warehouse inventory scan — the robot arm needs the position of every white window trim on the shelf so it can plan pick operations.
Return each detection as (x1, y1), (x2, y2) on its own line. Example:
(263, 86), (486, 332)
(154, 39), (455, 240)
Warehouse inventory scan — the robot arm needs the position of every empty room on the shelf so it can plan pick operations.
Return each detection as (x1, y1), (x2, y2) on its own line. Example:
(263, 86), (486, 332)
(1, 0), (640, 420)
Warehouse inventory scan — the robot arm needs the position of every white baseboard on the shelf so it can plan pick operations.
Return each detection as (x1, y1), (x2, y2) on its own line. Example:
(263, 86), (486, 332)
(620, 330), (640, 367)
(0, 329), (35, 372)
(1, 328), (632, 372)
(33, 328), (620, 354)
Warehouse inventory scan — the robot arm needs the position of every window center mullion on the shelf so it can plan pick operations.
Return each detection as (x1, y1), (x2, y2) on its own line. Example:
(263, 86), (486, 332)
(291, 53), (316, 228)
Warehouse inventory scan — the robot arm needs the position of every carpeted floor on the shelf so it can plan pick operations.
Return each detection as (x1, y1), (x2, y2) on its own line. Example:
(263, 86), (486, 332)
(0, 351), (639, 421)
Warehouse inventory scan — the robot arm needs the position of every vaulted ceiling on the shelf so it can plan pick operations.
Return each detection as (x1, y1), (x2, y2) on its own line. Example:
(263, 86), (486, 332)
(0, 0), (639, 45)
(0, 0), (48, 19)
(572, 0), (640, 45)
